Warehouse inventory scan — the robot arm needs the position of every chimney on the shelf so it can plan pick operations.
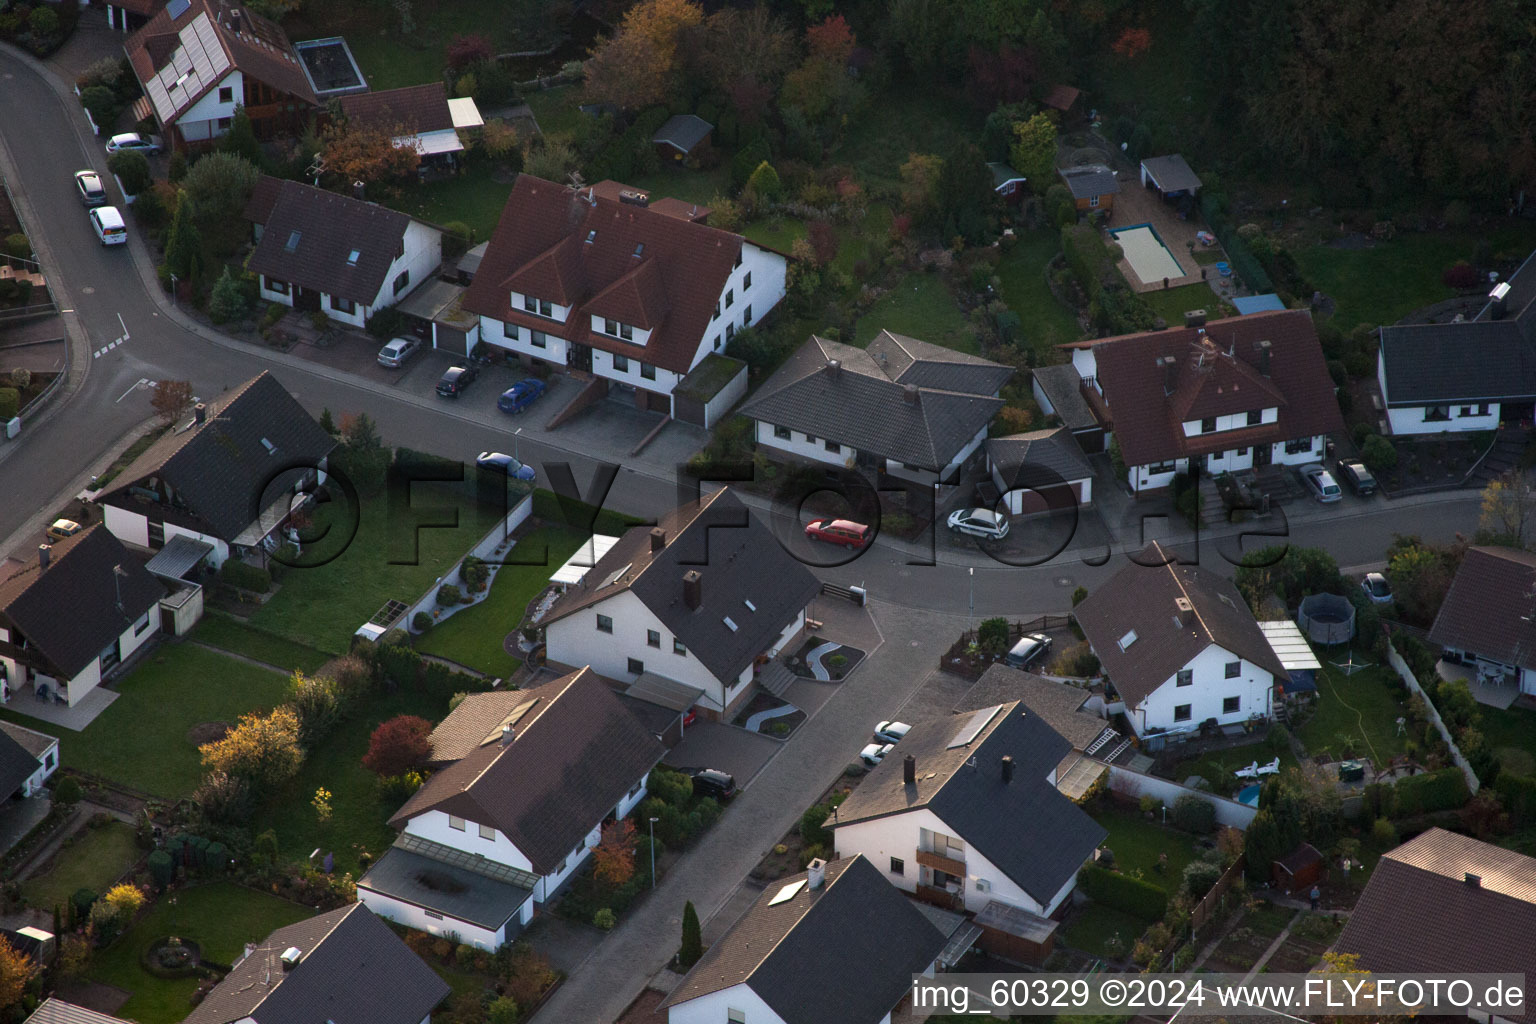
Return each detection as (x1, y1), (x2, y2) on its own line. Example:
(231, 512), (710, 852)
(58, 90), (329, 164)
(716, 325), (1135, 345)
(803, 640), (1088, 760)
(193, 402), (207, 425)
(902, 384), (920, 405)
(806, 858), (826, 890)
(279, 947), (303, 971)
(1255, 339), (1272, 377)
(1466, 872), (1482, 888)
(825, 358), (841, 377)
(650, 527), (667, 553)
(500, 723), (515, 746)
(682, 570), (702, 610)
(903, 754), (916, 786)
(1175, 596), (1195, 627)
(1184, 309), (1207, 329)
(37, 544), (50, 570)
(1161, 355), (1178, 396)
(1001, 755), (1015, 783)
(353, 180), (366, 201)
(228, 10), (240, 31)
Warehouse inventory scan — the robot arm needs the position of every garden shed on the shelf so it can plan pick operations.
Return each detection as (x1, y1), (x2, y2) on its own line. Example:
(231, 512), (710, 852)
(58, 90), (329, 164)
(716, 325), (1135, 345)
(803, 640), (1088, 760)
(1272, 842), (1325, 894)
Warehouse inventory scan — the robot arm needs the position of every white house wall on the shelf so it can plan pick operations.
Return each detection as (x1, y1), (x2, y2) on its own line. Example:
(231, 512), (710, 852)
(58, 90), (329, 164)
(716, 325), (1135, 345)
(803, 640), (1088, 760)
(1385, 404), (1500, 435)
(355, 887), (515, 950)
(1127, 642), (1275, 738)
(369, 220), (444, 314)
(404, 809), (534, 872)
(1032, 377), (1058, 417)
(591, 349), (683, 395)
(1071, 348), (1098, 381)
(667, 982), (784, 1024)
(162, 521), (231, 567)
(1270, 435), (1325, 465)
(1180, 408), (1277, 437)
(102, 506), (149, 548)
(702, 362), (749, 428)
(754, 421), (855, 468)
(175, 70), (242, 141)
(19, 739), (58, 796)
(479, 317), (569, 366)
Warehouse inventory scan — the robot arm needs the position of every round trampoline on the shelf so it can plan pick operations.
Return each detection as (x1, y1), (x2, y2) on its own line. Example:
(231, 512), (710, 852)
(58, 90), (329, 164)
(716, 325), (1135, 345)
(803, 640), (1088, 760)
(1297, 593), (1356, 646)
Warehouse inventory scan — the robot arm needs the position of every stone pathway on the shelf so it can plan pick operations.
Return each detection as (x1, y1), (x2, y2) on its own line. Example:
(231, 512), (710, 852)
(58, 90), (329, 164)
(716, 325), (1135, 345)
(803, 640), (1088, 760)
(186, 640), (286, 675)
(743, 702), (799, 733)
(1241, 909), (1302, 982)
(805, 641), (842, 682)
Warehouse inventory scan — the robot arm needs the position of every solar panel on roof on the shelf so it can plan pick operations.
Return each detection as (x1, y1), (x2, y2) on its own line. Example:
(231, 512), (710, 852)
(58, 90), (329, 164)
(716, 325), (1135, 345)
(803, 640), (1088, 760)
(768, 879), (806, 905)
(948, 705), (1001, 749)
(599, 562), (633, 589)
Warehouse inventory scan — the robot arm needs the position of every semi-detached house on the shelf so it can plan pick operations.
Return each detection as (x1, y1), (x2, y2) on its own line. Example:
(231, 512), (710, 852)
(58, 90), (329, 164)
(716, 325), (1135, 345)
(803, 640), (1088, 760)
(461, 174), (786, 418)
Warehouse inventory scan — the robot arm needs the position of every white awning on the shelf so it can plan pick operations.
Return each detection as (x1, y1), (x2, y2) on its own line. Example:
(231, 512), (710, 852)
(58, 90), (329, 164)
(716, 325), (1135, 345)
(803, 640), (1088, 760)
(393, 129), (465, 156)
(549, 535), (621, 586)
(1259, 620), (1323, 671)
(447, 96), (484, 129)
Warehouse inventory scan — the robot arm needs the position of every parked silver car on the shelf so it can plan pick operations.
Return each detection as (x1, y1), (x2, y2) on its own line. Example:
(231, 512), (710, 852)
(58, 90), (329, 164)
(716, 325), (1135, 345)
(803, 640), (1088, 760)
(1301, 464), (1343, 503)
(377, 336), (422, 368)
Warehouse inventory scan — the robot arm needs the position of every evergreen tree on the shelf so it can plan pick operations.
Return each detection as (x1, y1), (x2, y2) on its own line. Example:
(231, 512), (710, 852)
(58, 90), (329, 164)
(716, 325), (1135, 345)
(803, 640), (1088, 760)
(218, 105), (262, 166)
(165, 198), (203, 286)
(679, 900), (703, 968)
(208, 266), (249, 324)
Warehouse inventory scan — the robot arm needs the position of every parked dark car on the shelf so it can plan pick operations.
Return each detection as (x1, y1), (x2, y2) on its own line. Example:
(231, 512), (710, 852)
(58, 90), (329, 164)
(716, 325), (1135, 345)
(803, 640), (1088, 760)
(497, 379), (547, 414)
(690, 768), (736, 801)
(436, 365), (477, 397)
(1336, 460), (1377, 497)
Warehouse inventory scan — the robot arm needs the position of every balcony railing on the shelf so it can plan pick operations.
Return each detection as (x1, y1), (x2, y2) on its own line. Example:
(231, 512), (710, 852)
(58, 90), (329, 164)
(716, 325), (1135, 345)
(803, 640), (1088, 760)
(915, 848), (966, 877)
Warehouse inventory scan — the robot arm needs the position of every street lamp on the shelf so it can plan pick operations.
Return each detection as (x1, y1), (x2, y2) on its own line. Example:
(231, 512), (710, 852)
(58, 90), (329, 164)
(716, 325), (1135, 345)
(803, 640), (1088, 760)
(648, 817), (659, 889)
(513, 426), (523, 463)
(968, 567), (974, 631)
(169, 273), (177, 307)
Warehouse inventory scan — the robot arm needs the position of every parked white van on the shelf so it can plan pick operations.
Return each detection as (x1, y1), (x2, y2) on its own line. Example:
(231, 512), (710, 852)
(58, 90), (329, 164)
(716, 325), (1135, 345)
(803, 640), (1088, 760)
(89, 206), (127, 246)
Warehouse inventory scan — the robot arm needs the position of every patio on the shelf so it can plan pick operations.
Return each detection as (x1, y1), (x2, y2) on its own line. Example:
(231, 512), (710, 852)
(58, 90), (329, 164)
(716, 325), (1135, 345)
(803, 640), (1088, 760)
(1109, 175), (1222, 294)
(1438, 658), (1520, 710)
(1, 678), (120, 731)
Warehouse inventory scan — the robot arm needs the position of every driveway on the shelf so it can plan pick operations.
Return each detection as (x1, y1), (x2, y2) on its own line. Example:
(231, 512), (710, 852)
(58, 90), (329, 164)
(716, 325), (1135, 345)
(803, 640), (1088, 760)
(662, 721), (780, 788)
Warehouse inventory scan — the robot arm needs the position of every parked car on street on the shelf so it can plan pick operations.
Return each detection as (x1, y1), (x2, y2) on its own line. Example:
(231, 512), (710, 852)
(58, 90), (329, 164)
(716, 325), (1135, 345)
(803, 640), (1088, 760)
(947, 507), (1010, 540)
(46, 519), (82, 542)
(74, 170), (107, 206)
(89, 206), (127, 246)
(1336, 460), (1377, 497)
(804, 518), (871, 549)
(497, 379), (547, 414)
(435, 365), (477, 397)
(105, 132), (162, 154)
(860, 742), (895, 767)
(1301, 464), (1343, 503)
(1005, 632), (1052, 670)
(874, 720), (911, 744)
(689, 768), (736, 801)
(376, 336), (421, 368)
(475, 451), (536, 481)
(1362, 572), (1393, 605)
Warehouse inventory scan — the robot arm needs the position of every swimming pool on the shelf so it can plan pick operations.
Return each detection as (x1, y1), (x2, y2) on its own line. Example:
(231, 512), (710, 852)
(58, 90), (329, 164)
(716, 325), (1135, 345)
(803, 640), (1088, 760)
(1112, 223), (1186, 285)
(1238, 783), (1261, 808)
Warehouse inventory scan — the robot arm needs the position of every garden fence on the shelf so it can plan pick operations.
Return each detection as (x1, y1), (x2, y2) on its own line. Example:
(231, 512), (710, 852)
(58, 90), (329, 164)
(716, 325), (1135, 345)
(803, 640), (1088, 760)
(1384, 644), (1479, 794)
(1190, 853), (1247, 932)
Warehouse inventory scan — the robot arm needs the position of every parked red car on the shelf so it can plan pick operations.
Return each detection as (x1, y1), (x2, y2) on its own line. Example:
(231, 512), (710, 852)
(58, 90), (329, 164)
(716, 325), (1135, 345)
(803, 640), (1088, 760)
(804, 518), (872, 549)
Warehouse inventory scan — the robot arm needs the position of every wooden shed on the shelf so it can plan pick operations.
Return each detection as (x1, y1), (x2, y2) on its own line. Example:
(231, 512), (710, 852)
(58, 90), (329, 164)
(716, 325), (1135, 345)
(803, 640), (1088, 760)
(1273, 842), (1325, 894)
(974, 899), (1058, 963)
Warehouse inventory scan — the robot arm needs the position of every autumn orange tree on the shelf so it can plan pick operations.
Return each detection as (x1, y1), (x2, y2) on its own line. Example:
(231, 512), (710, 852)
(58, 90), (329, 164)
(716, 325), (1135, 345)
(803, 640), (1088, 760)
(323, 120), (421, 184)
(592, 819), (637, 885)
(151, 380), (195, 426)
(583, 0), (702, 110)
(200, 706), (304, 791)
(0, 936), (38, 1010)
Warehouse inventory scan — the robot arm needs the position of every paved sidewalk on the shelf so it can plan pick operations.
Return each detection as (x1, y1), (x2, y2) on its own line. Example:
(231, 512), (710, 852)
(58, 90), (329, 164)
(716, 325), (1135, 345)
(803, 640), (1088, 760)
(531, 600), (964, 1023)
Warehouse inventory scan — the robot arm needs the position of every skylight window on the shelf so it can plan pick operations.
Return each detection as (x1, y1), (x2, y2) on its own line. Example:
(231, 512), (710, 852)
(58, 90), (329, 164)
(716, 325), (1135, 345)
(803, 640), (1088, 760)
(284, 230), (301, 252)
(346, 249), (360, 266)
(1118, 629), (1138, 651)
(723, 616), (738, 632)
(599, 562), (633, 589)
(743, 599), (756, 612)
(633, 243), (644, 258)
(585, 230), (597, 243)
(260, 438), (277, 455)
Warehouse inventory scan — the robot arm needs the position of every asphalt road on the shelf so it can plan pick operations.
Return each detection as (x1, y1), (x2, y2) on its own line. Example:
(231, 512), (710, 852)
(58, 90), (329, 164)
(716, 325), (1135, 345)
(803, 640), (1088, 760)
(0, 45), (1486, 621)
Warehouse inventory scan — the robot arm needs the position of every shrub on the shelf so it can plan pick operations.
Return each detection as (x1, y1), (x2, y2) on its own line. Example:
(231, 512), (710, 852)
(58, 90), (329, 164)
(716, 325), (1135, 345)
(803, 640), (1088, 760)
(330, 653), (374, 701)
(365, 306), (406, 339)
(362, 715), (433, 776)
(412, 611), (434, 633)
(487, 996), (519, 1024)
(1360, 434), (1398, 474)
(1077, 864), (1169, 919)
(54, 776), (82, 806)
(208, 267), (250, 325)
(199, 708), (303, 791)
(286, 671), (344, 749)
(1391, 767), (1471, 817)
(376, 770), (426, 802)
(220, 559), (272, 593)
(593, 907), (616, 930)
(0, 389), (17, 421)
(1171, 794), (1218, 834)
(192, 768), (255, 823)
(29, 6), (59, 37)
(147, 850), (174, 890)
(460, 555), (490, 590)
(107, 150), (151, 196)
(80, 85), (118, 130)
(1, 234), (28, 260)
(1181, 859), (1223, 898)
(679, 900), (703, 967)
(977, 616), (1010, 654)
(799, 803), (833, 848)
(1132, 921), (1173, 967)
(1370, 816), (1399, 847)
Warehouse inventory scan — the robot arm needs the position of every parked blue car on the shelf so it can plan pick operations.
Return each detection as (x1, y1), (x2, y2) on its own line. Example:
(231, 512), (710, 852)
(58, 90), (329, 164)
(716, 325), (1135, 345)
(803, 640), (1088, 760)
(497, 379), (547, 414)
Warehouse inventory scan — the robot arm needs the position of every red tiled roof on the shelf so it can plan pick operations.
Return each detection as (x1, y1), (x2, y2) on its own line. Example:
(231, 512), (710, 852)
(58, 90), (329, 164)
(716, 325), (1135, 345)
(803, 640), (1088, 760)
(462, 175), (750, 374)
(339, 82), (454, 135)
(1065, 309), (1343, 468)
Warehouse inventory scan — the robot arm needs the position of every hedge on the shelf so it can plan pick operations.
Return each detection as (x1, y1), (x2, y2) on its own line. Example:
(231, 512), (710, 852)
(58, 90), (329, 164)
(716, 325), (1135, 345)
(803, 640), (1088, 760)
(0, 388), (18, 421)
(1390, 767), (1470, 818)
(1199, 192), (1274, 293)
(1496, 773), (1536, 827)
(1077, 864), (1168, 921)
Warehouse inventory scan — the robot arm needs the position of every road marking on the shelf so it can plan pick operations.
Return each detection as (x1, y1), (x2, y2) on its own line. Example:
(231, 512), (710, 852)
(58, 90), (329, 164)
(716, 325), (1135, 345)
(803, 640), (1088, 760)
(117, 313), (129, 340)
(116, 378), (155, 402)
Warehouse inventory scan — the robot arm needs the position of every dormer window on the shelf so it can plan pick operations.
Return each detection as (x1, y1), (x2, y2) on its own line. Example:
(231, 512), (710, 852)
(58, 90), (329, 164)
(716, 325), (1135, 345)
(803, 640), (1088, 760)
(524, 295), (553, 317)
(284, 230), (301, 252)
(603, 319), (633, 341)
(713, 301), (720, 320)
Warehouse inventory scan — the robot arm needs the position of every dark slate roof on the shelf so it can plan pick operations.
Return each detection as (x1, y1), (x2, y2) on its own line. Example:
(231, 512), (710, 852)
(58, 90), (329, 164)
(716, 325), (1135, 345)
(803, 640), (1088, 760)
(245, 178), (420, 305)
(1031, 363), (1098, 432)
(1072, 541), (1289, 709)
(987, 427), (1092, 488)
(741, 335), (1008, 470)
(0, 525), (165, 679)
(1064, 309), (1344, 468)
(833, 702), (1106, 905)
(542, 489), (820, 688)
(1428, 546), (1536, 671)
(956, 666), (1105, 750)
(662, 856), (947, 1024)
(0, 721), (55, 761)
(1059, 165), (1119, 199)
(0, 725), (40, 800)
(389, 668), (665, 874)
(1335, 828), (1536, 1022)
(182, 904), (448, 1024)
(867, 330), (1015, 394)
(339, 82), (454, 134)
(1140, 154), (1202, 192)
(652, 114), (713, 153)
(357, 843), (532, 930)
(98, 372), (338, 544)
(1377, 318), (1536, 405)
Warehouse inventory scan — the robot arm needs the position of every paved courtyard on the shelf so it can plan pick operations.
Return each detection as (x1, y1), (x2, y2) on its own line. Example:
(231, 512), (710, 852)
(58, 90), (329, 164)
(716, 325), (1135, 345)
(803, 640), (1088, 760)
(662, 721), (781, 788)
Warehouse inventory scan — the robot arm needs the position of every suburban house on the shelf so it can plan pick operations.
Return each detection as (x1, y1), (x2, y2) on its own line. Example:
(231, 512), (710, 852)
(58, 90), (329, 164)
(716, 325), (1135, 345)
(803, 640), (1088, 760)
(542, 488), (819, 721)
(831, 700), (1107, 925)
(461, 174), (786, 418)
(652, 114), (713, 162)
(1072, 541), (1290, 741)
(1336, 828), (1536, 1024)
(124, 0), (317, 147)
(1031, 363), (1106, 454)
(1376, 251), (1536, 435)
(589, 179), (711, 223)
(989, 162), (1027, 202)
(1062, 308), (1344, 493)
(1139, 155), (1203, 199)
(96, 371), (338, 569)
(741, 332), (1012, 487)
(245, 177), (445, 329)
(1059, 165), (1119, 212)
(985, 427), (1093, 514)
(0, 720), (58, 800)
(358, 668), (665, 948)
(0, 525), (165, 709)
(182, 903), (449, 1024)
(661, 855), (949, 1024)
(337, 83), (483, 169)
(1429, 546), (1536, 693)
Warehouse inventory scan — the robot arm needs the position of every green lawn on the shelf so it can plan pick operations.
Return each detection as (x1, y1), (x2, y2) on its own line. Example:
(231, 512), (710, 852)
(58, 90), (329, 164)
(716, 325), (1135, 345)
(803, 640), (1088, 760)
(853, 272), (975, 353)
(247, 483), (522, 656)
(1139, 283), (1236, 326)
(1061, 903), (1151, 958)
(1093, 807), (1198, 883)
(415, 524), (588, 676)
(743, 216), (807, 253)
(1294, 661), (1411, 765)
(836, 86), (981, 188)
(22, 822), (140, 914)
(255, 686), (450, 876)
(393, 166), (514, 250)
(0, 645), (291, 799)
(1168, 737), (1301, 796)
(627, 164), (734, 207)
(191, 613), (332, 673)
(1475, 704), (1536, 776)
(88, 882), (314, 1024)
(525, 85), (584, 137)
(995, 230), (1084, 354)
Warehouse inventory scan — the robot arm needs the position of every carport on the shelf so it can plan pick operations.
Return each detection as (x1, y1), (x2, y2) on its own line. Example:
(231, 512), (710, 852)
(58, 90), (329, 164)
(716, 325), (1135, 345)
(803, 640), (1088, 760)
(395, 277), (480, 356)
(623, 672), (704, 747)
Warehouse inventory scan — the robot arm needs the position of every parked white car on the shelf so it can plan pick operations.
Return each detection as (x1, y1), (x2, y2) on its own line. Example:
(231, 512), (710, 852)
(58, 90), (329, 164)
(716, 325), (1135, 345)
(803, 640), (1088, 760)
(860, 742), (894, 767)
(105, 132), (163, 154)
(947, 507), (1009, 540)
(874, 720), (911, 744)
